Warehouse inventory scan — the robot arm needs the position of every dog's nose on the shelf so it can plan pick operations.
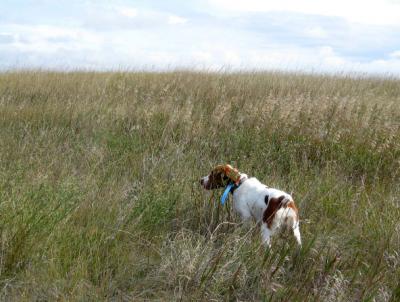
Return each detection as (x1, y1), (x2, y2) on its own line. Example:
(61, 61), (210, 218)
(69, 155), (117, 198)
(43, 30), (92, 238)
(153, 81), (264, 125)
(200, 178), (204, 185)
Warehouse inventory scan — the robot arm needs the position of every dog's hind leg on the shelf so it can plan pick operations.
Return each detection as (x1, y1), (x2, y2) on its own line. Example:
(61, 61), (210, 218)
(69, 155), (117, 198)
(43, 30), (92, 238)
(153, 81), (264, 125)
(261, 223), (273, 248)
(293, 222), (302, 247)
(285, 201), (302, 247)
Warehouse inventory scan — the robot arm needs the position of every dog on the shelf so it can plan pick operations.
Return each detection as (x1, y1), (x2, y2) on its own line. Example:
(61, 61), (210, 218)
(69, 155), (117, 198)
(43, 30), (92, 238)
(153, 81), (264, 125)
(200, 164), (301, 248)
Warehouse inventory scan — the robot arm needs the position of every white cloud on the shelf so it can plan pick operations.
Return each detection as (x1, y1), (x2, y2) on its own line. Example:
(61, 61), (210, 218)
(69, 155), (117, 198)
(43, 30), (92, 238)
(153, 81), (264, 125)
(390, 50), (400, 59)
(0, 33), (14, 43)
(168, 15), (188, 25)
(116, 6), (138, 18)
(0, 24), (102, 54)
(304, 26), (327, 39)
(2, 22), (400, 75)
(208, 0), (400, 25)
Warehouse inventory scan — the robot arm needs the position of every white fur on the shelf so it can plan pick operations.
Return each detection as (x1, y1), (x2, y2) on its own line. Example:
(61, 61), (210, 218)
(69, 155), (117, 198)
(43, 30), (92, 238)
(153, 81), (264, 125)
(202, 173), (302, 248)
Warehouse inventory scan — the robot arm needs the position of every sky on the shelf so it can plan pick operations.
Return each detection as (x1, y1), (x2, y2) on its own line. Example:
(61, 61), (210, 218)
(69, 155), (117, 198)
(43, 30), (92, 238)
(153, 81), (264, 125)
(1, 0), (400, 75)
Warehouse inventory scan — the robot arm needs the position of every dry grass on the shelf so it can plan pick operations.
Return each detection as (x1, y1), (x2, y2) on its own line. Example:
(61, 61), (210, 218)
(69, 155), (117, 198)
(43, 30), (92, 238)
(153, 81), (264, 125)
(0, 70), (399, 301)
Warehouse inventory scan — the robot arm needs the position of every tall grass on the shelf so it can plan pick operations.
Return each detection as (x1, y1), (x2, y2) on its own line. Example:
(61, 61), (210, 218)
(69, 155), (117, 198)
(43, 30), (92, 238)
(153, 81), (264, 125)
(0, 70), (399, 301)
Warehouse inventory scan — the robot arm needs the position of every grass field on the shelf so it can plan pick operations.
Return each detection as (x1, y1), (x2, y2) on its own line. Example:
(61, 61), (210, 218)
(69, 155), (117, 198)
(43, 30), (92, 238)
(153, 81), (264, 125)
(0, 70), (399, 301)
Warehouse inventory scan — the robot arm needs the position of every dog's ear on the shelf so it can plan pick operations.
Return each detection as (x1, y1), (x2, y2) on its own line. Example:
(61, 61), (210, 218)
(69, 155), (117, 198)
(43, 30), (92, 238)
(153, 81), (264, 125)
(213, 165), (226, 174)
(213, 164), (240, 184)
(224, 165), (240, 184)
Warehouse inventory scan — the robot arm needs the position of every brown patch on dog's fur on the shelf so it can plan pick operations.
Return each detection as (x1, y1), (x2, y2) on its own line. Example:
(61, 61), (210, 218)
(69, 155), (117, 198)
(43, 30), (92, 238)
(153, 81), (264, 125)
(263, 195), (286, 228)
(263, 197), (299, 228)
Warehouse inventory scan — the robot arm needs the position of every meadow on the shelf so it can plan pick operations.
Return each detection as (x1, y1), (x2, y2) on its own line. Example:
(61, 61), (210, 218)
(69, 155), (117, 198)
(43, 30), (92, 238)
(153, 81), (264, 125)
(0, 70), (399, 301)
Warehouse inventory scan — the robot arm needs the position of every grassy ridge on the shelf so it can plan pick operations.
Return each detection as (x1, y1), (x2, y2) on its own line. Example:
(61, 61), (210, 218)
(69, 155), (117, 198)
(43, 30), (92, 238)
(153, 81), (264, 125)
(0, 71), (399, 301)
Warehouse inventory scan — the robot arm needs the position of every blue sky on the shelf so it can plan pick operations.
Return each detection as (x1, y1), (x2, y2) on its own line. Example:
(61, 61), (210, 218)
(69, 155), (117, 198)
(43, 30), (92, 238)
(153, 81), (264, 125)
(1, 0), (400, 75)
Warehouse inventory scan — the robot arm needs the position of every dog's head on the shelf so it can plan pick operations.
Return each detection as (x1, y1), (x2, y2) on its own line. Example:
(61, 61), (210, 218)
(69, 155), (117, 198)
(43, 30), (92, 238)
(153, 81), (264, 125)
(200, 164), (241, 190)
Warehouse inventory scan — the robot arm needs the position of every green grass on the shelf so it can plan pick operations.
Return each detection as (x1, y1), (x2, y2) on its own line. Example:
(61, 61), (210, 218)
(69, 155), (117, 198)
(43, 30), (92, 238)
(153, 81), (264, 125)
(0, 70), (399, 301)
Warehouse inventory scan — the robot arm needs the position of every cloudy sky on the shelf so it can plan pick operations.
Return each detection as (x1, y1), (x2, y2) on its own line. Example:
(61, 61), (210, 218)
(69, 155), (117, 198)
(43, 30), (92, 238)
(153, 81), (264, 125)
(1, 0), (400, 75)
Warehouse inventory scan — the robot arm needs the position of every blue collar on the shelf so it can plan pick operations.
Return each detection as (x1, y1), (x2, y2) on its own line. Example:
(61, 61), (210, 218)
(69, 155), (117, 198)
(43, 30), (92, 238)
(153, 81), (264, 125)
(220, 182), (239, 205)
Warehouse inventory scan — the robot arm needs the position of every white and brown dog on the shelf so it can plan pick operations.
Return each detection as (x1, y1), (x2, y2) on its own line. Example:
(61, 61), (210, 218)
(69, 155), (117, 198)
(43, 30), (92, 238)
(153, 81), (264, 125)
(200, 164), (301, 248)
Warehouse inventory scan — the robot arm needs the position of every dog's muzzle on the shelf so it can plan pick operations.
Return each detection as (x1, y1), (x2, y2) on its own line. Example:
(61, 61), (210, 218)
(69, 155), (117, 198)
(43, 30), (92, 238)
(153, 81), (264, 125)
(200, 176), (209, 189)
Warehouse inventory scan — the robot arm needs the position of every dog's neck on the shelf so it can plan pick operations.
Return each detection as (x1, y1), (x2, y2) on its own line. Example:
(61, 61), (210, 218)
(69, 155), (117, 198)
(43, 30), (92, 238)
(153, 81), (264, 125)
(237, 173), (249, 186)
(238, 173), (248, 184)
(229, 173), (248, 194)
